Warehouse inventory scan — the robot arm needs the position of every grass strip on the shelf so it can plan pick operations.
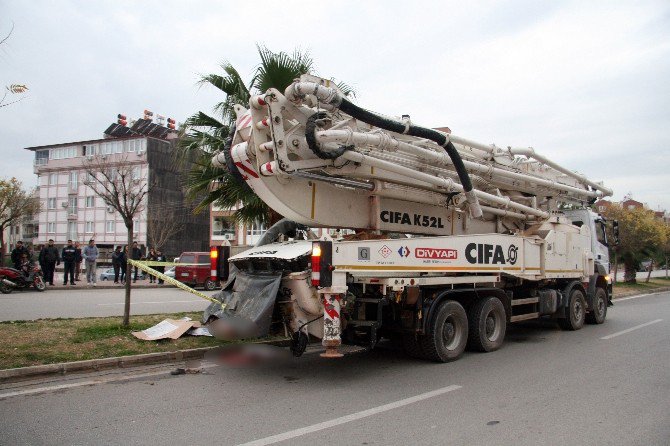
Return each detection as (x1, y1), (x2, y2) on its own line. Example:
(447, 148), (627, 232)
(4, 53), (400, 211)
(1, 278), (668, 370)
(0, 312), (221, 370)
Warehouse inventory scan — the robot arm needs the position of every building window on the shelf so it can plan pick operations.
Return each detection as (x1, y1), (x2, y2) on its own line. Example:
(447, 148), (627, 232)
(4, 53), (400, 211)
(47, 222), (56, 233)
(69, 171), (78, 189)
(247, 220), (266, 237)
(213, 217), (235, 237)
(47, 198), (57, 209)
(126, 139), (145, 153)
(68, 197), (78, 213)
(67, 222), (77, 240)
(106, 221), (115, 233)
(132, 166), (141, 180)
(84, 144), (98, 156)
(85, 221), (94, 233)
(49, 146), (77, 160)
(48, 173), (58, 185)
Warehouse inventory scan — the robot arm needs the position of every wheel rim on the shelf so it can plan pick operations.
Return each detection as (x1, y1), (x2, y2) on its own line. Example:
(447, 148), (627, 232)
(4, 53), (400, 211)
(596, 296), (605, 316)
(573, 298), (584, 321)
(485, 310), (502, 341)
(441, 315), (463, 350)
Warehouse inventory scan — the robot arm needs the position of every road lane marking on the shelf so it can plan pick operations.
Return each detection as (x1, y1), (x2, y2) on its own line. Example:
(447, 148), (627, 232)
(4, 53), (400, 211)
(0, 364), (219, 400)
(97, 300), (202, 306)
(600, 319), (663, 340)
(237, 385), (462, 446)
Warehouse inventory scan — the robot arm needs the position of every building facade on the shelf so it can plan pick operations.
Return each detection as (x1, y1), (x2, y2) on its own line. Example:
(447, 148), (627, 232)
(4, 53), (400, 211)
(25, 120), (209, 259)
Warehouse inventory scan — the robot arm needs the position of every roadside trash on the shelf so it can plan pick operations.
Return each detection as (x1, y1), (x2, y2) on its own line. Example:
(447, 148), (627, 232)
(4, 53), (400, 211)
(132, 319), (199, 341)
(132, 318), (213, 340)
(187, 327), (212, 337)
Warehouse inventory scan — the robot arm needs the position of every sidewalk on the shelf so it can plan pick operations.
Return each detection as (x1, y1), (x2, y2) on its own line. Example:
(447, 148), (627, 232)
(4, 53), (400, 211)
(45, 279), (173, 290)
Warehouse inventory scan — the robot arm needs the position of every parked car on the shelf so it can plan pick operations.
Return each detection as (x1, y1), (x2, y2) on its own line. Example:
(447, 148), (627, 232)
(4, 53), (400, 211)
(99, 268), (146, 281)
(175, 252), (218, 290)
(164, 266), (175, 279)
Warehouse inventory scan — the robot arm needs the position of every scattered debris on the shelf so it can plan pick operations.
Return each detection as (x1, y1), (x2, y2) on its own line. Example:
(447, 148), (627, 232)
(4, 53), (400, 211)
(132, 319), (199, 341)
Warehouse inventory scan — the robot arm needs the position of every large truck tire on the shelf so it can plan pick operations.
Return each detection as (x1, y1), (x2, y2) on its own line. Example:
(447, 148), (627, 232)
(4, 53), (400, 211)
(586, 287), (607, 324)
(420, 300), (468, 362)
(558, 288), (586, 331)
(467, 297), (507, 352)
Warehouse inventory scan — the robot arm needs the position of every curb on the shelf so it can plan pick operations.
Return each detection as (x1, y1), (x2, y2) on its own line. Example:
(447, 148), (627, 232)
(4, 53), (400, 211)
(0, 347), (217, 384)
(2, 288), (667, 384)
(612, 286), (670, 300)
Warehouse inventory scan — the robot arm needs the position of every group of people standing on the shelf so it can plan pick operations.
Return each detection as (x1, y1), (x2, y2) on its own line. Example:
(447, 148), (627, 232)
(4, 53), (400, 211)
(9, 240), (167, 287)
(36, 239), (99, 286)
(110, 242), (166, 285)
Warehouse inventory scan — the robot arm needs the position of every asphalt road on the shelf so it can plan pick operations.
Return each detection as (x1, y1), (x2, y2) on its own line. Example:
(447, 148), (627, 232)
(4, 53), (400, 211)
(0, 291), (668, 445)
(0, 287), (211, 321)
(2, 269), (667, 322)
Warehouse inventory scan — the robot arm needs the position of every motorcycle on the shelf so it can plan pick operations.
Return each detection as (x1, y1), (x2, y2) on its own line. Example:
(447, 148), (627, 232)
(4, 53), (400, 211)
(0, 265), (46, 294)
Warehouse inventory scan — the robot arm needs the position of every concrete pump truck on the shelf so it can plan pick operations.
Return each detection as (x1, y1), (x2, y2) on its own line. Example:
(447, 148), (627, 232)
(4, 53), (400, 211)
(203, 74), (615, 362)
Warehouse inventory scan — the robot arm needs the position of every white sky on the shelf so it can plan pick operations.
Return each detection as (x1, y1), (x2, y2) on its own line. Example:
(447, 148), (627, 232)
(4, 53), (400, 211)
(2, 0), (669, 210)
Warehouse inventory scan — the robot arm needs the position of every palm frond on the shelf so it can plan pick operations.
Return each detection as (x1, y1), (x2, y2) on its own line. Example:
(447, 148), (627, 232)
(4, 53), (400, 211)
(251, 44), (313, 93)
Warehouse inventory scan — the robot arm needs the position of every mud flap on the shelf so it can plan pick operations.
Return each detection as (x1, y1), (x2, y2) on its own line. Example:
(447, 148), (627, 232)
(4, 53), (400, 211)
(203, 269), (283, 340)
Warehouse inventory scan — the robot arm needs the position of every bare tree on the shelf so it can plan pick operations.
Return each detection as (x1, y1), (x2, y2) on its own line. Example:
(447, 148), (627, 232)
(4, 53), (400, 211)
(1, 23), (29, 109)
(147, 213), (184, 251)
(0, 177), (40, 263)
(83, 155), (150, 326)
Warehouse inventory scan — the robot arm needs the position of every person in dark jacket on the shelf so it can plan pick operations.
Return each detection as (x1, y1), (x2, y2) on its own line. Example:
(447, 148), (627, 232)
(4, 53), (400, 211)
(131, 242), (142, 282)
(39, 239), (60, 286)
(74, 241), (83, 282)
(111, 246), (123, 283)
(61, 240), (77, 285)
(11, 241), (28, 269)
(147, 248), (157, 283)
(120, 245), (128, 283)
(155, 248), (166, 285)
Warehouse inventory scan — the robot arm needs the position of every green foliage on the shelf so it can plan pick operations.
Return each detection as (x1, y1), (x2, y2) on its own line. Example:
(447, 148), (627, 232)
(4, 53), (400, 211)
(0, 177), (40, 260)
(604, 205), (668, 282)
(178, 45), (352, 226)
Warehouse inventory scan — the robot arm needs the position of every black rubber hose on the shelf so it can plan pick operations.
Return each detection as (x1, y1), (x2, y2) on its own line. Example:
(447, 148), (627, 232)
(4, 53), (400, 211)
(305, 112), (352, 160)
(337, 98), (474, 193)
(254, 218), (309, 247)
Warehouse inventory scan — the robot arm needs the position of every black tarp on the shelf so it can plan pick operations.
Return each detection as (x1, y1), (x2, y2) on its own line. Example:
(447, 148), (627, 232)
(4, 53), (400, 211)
(203, 269), (283, 340)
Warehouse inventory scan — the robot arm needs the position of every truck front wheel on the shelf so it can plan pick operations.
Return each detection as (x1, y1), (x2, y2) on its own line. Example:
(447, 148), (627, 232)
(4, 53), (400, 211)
(467, 297), (506, 352)
(586, 287), (607, 324)
(421, 300), (468, 362)
(558, 288), (586, 331)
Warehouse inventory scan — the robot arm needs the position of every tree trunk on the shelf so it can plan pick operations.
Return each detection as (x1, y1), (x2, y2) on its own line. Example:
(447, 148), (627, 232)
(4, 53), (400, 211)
(666, 255), (668, 279)
(612, 253), (618, 284)
(123, 225), (134, 327)
(645, 259), (653, 283)
(0, 227), (5, 265)
(623, 259), (637, 283)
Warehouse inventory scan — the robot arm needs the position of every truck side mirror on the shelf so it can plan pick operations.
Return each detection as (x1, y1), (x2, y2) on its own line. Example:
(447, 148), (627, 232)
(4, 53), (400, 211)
(612, 221), (620, 246)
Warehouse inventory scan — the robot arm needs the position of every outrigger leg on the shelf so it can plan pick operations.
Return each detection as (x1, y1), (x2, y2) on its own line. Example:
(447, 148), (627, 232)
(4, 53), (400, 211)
(321, 292), (344, 358)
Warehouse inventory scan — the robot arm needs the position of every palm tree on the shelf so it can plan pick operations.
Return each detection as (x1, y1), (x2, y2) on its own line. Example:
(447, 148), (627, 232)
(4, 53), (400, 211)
(179, 45), (353, 227)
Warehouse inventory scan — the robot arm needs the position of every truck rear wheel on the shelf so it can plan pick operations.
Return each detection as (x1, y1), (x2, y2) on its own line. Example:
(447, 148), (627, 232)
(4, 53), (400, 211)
(421, 300), (468, 362)
(467, 297), (506, 352)
(558, 288), (586, 331)
(586, 287), (607, 324)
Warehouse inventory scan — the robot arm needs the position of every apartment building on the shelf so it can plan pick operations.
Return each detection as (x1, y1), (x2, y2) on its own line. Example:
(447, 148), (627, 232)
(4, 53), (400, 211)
(25, 119), (209, 258)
